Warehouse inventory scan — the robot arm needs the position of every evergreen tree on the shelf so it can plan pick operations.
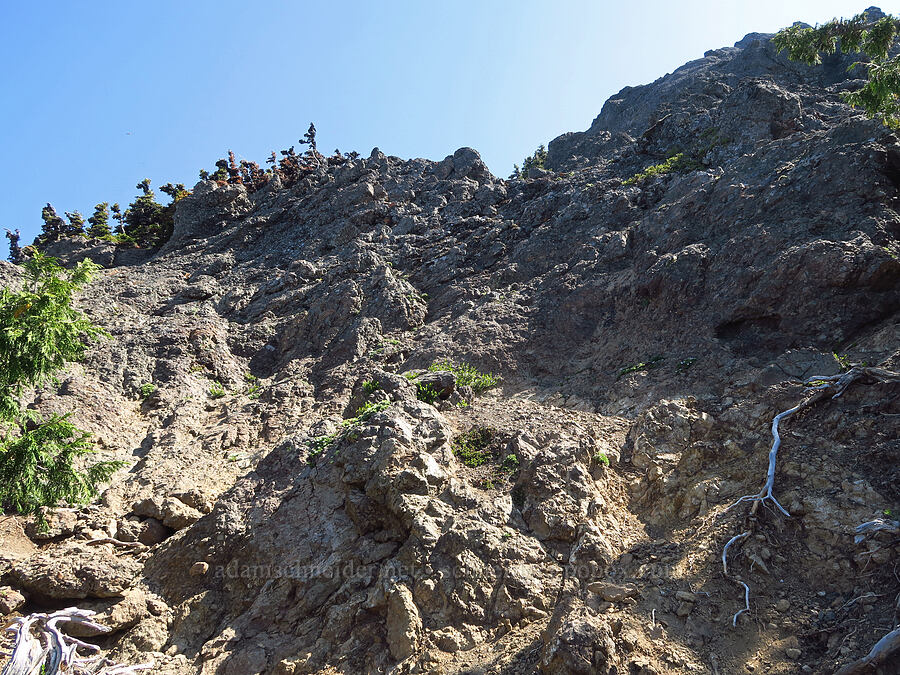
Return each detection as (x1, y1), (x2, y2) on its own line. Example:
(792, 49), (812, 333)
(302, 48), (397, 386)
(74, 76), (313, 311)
(86, 202), (112, 239)
(227, 150), (241, 183)
(5, 229), (22, 264)
(774, 10), (900, 127)
(110, 203), (124, 235)
(37, 204), (66, 245)
(0, 253), (122, 519)
(122, 179), (170, 248)
(63, 211), (85, 236)
(211, 159), (229, 182)
(300, 122), (320, 167)
(510, 144), (548, 179)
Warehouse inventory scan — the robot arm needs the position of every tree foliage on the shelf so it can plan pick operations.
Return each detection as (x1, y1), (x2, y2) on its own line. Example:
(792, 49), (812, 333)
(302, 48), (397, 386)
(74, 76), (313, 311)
(86, 202), (112, 239)
(774, 10), (900, 128)
(510, 144), (548, 179)
(0, 254), (107, 418)
(119, 179), (175, 248)
(5, 229), (22, 264)
(0, 253), (121, 518)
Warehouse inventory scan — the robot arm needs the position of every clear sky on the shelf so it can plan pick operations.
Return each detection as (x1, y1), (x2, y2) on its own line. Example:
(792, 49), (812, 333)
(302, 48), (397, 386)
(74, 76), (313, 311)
(1, 1), (895, 246)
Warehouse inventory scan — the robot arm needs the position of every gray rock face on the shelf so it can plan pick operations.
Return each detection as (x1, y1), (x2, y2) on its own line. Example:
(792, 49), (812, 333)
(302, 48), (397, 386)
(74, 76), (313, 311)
(2, 12), (899, 675)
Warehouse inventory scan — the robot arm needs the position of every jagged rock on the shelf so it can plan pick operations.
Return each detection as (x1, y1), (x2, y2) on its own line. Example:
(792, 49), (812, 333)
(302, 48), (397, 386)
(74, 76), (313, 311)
(66, 589), (149, 637)
(541, 598), (619, 674)
(25, 508), (78, 540)
(386, 584), (422, 661)
(9, 546), (141, 599)
(132, 496), (203, 530)
(0, 586), (25, 614)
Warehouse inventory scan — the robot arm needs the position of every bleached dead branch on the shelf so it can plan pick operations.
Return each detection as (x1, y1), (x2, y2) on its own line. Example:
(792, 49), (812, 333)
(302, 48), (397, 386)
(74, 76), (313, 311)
(720, 365), (899, 627)
(2, 608), (152, 675)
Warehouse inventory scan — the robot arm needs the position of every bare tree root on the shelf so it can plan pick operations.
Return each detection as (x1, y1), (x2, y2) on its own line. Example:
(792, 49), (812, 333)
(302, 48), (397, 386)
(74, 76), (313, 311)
(719, 365), (900, 626)
(833, 626), (900, 675)
(2, 608), (152, 674)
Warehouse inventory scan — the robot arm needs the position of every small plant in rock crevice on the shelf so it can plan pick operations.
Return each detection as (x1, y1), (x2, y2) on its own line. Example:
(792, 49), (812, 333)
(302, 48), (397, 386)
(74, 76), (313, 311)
(617, 355), (664, 380)
(139, 382), (156, 400)
(622, 153), (702, 185)
(307, 401), (390, 464)
(416, 382), (440, 405)
(428, 361), (499, 394)
(592, 451), (610, 467)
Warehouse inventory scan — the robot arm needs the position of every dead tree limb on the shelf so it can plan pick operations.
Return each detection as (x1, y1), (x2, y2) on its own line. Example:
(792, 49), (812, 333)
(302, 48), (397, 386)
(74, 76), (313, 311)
(833, 625), (900, 675)
(2, 608), (152, 675)
(720, 365), (900, 627)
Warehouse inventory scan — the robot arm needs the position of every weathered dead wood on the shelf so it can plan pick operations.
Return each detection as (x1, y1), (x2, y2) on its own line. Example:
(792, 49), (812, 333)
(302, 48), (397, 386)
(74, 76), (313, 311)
(721, 365), (900, 626)
(833, 626), (900, 675)
(2, 608), (152, 675)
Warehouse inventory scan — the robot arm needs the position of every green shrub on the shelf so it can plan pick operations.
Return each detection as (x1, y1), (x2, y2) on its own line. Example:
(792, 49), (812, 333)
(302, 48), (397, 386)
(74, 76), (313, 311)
(428, 361), (499, 394)
(0, 254), (123, 519)
(452, 427), (495, 467)
(592, 451), (610, 467)
(501, 453), (520, 473)
(416, 382), (440, 405)
(362, 379), (381, 394)
(616, 355), (664, 380)
(139, 382), (156, 399)
(208, 382), (226, 399)
(510, 144), (548, 179)
(308, 401), (389, 463)
(622, 153), (701, 185)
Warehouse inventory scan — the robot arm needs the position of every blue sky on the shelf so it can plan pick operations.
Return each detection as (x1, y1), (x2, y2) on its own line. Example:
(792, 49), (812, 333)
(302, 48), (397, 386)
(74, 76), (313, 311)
(2, 1), (894, 246)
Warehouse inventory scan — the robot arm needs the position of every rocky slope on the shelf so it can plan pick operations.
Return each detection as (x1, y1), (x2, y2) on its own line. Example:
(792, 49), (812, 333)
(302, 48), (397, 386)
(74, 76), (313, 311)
(2, 11), (900, 675)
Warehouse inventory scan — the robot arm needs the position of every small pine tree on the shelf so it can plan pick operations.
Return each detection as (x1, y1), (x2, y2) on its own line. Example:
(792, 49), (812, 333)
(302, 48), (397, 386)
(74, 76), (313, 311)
(0, 253), (122, 519)
(211, 159), (229, 182)
(87, 202), (112, 239)
(110, 203), (125, 235)
(63, 211), (86, 236)
(5, 229), (22, 264)
(227, 150), (241, 183)
(122, 179), (171, 248)
(300, 122), (320, 168)
(510, 144), (548, 179)
(37, 204), (66, 245)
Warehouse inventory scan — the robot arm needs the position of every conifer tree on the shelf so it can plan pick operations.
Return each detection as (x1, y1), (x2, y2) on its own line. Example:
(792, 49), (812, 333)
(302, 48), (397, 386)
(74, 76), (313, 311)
(122, 179), (170, 248)
(211, 159), (229, 182)
(0, 253), (122, 518)
(37, 204), (66, 245)
(774, 10), (900, 127)
(110, 203), (125, 235)
(510, 144), (548, 179)
(300, 122), (320, 168)
(5, 229), (22, 264)
(64, 211), (86, 236)
(87, 202), (112, 239)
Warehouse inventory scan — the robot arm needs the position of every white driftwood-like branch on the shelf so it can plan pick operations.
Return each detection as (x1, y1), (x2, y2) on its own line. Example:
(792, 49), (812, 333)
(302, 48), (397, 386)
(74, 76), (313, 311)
(720, 365), (900, 628)
(1, 608), (152, 675)
(853, 518), (900, 544)
(834, 626), (900, 675)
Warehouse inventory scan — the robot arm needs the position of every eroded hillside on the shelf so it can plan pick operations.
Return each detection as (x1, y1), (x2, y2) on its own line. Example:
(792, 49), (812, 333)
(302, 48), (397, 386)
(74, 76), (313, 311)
(1, 14), (899, 675)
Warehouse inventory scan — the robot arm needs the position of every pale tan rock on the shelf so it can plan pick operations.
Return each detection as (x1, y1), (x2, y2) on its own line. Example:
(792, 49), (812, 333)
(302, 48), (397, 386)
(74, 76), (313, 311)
(386, 584), (422, 661)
